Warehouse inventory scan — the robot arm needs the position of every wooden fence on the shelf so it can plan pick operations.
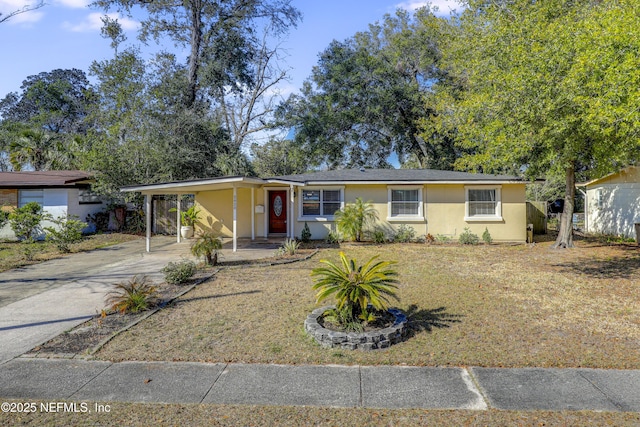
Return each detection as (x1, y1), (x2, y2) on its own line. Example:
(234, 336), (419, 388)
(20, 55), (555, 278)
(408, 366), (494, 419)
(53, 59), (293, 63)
(152, 196), (194, 235)
(526, 201), (547, 234)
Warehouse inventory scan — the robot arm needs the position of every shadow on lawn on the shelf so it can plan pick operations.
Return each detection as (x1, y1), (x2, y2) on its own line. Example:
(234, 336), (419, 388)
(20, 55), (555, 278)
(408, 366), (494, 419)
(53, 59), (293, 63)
(552, 253), (640, 279)
(175, 290), (261, 305)
(404, 304), (463, 335)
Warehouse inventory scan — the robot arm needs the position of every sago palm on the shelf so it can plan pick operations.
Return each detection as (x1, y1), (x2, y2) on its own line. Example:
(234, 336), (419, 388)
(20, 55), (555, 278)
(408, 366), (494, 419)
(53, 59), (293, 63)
(311, 251), (399, 325)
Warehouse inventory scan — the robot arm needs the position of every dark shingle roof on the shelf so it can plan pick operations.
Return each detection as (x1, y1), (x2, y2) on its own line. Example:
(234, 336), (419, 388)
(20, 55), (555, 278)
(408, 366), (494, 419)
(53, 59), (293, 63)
(270, 168), (523, 183)
(0, 170), (93, 188)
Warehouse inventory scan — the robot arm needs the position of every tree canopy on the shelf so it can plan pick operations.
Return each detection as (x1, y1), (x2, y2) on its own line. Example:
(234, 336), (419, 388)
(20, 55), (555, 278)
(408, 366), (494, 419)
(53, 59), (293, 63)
(277, 7), (460, 169)
(449, 0), (640, 247)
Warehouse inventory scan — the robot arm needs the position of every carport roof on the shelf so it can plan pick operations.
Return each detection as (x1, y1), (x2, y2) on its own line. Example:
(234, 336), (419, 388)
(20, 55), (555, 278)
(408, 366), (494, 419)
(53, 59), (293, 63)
(121, 176), (266, 194)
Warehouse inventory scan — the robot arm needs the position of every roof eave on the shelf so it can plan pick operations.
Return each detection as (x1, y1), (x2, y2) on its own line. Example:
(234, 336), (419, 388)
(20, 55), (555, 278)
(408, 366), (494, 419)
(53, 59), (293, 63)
(121, 176), (266, 193)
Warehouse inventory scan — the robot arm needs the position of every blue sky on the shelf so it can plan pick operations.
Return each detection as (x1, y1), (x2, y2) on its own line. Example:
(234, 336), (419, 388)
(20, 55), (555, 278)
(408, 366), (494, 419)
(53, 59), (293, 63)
(0, 0), (461, 101)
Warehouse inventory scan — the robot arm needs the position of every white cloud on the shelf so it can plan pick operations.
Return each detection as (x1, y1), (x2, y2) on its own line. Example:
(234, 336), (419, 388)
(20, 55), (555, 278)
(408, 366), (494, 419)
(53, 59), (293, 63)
(61, 12), (139, 32)
(395, 0), (463, 16)
(55, 0), (91, 9)
(0, 0), (45, 24)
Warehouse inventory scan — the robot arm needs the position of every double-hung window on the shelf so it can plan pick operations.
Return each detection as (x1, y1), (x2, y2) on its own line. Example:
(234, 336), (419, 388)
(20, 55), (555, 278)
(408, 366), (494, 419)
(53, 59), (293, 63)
(300, 187), (343, 219)
(465, 186), (502, 220)
(387, 186), (423, 220)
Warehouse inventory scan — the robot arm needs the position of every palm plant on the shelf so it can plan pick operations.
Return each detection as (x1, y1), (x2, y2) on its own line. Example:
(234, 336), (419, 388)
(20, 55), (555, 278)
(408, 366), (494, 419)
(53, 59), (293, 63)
(311, 251), (399, 327)
(191, 231), (222, 265)
(106, 275), (158, 314)
(334, 198), (378, 242)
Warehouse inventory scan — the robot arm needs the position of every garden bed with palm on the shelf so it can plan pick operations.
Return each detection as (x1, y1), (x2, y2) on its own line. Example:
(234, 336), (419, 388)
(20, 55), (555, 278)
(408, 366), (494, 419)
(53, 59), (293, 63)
(94, 240), (640, 369)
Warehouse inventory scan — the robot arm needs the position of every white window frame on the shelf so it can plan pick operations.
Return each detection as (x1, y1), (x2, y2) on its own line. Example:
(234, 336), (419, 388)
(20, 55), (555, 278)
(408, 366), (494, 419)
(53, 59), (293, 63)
(465, 185), (502, 221)
(297, 186), (344, 221)
(387, 185), (424, 221)
(595, 188), (604, 209)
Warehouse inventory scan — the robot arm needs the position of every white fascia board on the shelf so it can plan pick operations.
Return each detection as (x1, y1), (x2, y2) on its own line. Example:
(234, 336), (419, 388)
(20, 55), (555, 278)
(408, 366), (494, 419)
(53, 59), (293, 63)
(265, 179), (305, 186)
(303, 180), (523, 185)
(121, 177), (266, 193)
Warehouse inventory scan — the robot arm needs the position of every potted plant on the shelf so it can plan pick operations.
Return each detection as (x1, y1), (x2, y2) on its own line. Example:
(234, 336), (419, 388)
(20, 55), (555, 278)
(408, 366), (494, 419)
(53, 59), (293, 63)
(170, 205), (200, 239)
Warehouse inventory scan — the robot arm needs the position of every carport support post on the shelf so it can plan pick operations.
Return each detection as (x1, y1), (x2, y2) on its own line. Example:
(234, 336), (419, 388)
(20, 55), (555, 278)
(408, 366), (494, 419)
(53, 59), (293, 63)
(290, 184), (294, 239)
(251, 187), (255, 240)
(176, 195), (181, 243)
(233, 186), (237, 252)
(145, 194), (151, 252)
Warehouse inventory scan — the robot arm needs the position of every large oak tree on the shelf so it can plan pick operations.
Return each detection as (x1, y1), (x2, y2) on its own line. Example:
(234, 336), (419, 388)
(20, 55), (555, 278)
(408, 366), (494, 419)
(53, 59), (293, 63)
(450, 0), (640, 248)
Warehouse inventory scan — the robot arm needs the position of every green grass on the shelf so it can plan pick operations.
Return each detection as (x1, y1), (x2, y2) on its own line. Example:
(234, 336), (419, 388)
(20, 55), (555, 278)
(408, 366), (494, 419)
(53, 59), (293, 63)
(97, 240), (640, 369)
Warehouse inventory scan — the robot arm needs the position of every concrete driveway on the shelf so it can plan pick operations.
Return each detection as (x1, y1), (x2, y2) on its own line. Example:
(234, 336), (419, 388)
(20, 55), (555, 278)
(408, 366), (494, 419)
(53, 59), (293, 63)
(0, 236), (194, 364)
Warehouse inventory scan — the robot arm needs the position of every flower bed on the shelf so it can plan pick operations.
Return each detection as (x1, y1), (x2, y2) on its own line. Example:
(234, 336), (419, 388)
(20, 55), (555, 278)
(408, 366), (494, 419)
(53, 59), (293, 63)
(304, 306), (408, 350)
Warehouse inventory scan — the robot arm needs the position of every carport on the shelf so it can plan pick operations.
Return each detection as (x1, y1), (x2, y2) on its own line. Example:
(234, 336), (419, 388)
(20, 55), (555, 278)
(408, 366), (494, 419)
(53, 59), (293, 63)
(122, 177), (266, 252)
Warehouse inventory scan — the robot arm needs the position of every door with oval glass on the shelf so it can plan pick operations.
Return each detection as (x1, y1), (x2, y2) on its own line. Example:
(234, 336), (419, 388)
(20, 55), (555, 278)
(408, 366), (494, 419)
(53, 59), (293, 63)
(268, 190), (287, 234)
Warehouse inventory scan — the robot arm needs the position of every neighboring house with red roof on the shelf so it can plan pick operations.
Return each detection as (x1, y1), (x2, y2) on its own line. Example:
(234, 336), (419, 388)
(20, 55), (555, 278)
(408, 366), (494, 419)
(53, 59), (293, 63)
(0, 170), (104, 240)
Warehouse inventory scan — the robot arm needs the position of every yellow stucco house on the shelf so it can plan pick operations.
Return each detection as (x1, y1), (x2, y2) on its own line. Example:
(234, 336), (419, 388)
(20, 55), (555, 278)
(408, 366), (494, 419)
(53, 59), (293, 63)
(123, 168), (528, 251)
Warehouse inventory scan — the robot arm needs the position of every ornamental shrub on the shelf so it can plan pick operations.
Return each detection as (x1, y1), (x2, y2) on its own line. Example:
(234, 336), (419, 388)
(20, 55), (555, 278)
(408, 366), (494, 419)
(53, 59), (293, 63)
(301, 222), (312, 243)
(393, 224), (416, 243)
(9, 201), (45, 242)
(459, 227), (480, 245)
(482, 227), (493, 244)
(162, 260), (197, 285)
(44, 214), (87, 252)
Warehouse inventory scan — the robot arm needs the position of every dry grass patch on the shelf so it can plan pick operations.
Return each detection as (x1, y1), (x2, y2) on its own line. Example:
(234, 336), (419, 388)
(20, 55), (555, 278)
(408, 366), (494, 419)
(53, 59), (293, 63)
(97, 240), (640, 368)
(3, 402), (639, 427)
(0, 233), (141, 273)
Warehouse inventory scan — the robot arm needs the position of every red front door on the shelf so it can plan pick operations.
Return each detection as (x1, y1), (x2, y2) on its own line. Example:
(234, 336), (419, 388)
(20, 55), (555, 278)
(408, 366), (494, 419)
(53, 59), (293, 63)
(269, 191), (287, 234)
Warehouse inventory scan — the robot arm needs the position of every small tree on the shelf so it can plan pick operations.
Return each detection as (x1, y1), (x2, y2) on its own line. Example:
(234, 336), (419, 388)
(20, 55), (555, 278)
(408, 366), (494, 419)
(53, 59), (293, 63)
(191, 231), (223, 266)
(301, 222), (312, 243)
(44, 214), (88, 252)
(9, 202), (45, 242)
(335, 198), (378, 242)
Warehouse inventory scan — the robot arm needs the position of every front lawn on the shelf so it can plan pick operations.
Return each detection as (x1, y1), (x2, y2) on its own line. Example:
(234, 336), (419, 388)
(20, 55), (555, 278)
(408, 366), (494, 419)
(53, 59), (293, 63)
(0, 233), (141, 273)
(96, 240), (640, 369)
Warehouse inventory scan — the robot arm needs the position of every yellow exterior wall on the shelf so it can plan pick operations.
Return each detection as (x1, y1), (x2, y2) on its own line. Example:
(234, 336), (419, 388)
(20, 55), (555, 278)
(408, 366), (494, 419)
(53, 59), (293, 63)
(425, 184), (526, 242)
(195, 187), (255, 237)
(192, 182), (526, 242)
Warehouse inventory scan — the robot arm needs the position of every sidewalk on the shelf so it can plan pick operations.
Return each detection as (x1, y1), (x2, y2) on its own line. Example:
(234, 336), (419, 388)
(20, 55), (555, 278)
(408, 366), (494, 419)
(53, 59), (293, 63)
(1, 358), (639, 412)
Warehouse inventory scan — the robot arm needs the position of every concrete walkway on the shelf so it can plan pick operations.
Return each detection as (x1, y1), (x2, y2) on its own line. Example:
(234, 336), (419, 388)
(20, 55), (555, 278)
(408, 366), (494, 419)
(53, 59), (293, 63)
(0, 358), (639, 412)
(0, 237), (277, 364)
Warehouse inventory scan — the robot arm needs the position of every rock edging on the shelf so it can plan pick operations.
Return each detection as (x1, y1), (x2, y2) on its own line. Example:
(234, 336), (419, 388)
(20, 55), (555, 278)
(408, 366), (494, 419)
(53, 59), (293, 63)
(304, 306), (408, 350)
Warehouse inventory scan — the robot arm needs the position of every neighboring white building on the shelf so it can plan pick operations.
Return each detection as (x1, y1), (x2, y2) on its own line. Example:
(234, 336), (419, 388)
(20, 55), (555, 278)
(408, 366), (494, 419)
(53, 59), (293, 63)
(579, 166), (640, 239)
(0, 170), (105, 240)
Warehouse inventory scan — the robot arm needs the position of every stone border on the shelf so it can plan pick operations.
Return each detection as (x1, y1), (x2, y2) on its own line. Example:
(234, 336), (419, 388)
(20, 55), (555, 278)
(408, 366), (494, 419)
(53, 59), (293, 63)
(304, 306), (408, 350)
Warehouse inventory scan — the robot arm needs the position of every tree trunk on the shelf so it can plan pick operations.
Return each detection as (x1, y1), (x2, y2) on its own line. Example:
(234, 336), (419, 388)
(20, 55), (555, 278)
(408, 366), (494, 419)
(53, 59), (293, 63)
(553, 163), (576, 249)
(186, 0), (203, 108)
